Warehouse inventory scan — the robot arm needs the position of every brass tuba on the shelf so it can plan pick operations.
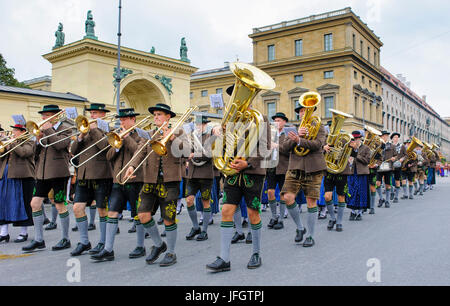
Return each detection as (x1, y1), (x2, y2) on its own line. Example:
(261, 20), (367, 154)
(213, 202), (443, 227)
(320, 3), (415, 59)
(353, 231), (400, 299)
(422, 141), (434, 160)
(212, 62), (276, 176)
(324, 109), (354, 174)
(294, 92), (322, 156)
(401, 136), (423, 169)
(364, 125), (384, 167)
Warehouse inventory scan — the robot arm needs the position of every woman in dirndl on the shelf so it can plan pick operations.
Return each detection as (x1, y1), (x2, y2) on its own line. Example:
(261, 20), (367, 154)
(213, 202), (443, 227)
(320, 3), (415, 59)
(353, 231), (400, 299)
(346, 131), (371, 221)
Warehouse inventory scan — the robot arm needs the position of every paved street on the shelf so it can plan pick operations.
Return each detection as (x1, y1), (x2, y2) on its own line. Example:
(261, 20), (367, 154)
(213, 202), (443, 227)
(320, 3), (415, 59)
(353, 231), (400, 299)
(1, 176), (449, 286)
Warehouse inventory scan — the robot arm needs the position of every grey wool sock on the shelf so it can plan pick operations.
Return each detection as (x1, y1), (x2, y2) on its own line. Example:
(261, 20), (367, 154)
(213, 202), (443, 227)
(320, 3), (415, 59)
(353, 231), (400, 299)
(385, 188), (391, 202)
(143, 219), (163, 248)
(220, 221), (234, 263)
(395, 187), (400, 199)
(326, 201), (336, 221)
(104, 217), (118, 252)
(268, 200), (277, 219)
(187, 205), (199, 230)
(202, 207), (212, 233)
(99, 216), (107, 244)
(370, 192), (376, 209)
(135, 220), (145, 248)
(89, 206), (96, 225)
(337, 202), (346, 225)
(287, 202), (304, 231)
(76, 216), (89, 245)
(307, 207), (318, 239)
(409, 185), (414, 196)
(165, 223), (177, 254)
(250, 221), (262, 255)
(233, 206), (243, 235)
(376, 187), (383, 201)
(279, 200), (287, 221)
(59, 211), (70, 240)
(51, 205), (58, 223)
(402, 185), (408, 196)
(32, 210), (45, 242)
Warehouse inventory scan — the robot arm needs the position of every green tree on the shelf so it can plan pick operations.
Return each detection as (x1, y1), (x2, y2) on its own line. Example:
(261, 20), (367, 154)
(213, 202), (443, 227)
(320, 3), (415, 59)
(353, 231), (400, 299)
(0, 53), (30, 88)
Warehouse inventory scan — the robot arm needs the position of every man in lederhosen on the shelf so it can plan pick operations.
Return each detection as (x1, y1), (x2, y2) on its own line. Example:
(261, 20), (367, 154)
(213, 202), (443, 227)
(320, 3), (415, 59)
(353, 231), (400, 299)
(280, 103), (327, 247)
(123, 103), (188, 267)
(22, 104), (72, 252)
(376, 131), (397, 208)
(91, 108), (146, 261)
(416, 147), (429, 196)
(185, 117), (215, 242)
(428, 147), (439, 190)
(391, 132), (407, 203)
(70, 103), (113, 256)
(266, 112), (290, 230)
(401, 139), (418, 200)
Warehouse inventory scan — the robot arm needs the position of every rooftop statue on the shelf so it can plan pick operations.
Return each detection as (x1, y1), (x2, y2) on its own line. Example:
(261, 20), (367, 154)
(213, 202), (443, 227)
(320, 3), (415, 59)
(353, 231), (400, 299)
(84, 10), (98, 40)
(53, 23), (65, 49)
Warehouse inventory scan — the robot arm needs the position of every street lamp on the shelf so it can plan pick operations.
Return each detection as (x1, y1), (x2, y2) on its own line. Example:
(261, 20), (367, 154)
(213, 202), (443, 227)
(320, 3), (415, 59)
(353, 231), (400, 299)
(114, 0), (123, 128)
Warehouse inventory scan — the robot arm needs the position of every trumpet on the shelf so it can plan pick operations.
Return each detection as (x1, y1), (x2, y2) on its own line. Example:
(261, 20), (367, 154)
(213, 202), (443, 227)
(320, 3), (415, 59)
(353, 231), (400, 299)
(39, 113), (116, 148)
(294, 92), (322, 157)
(70, 115), (151, 168)
(26, 110), (67, 139)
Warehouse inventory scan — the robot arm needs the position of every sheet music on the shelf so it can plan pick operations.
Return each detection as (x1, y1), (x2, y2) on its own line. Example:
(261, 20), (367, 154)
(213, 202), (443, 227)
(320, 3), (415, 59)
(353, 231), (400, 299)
(96, 119), (110, 133)
(135, 128), (151, 140)
(65, 107), (78, 120)
(12, 114), (26, 125)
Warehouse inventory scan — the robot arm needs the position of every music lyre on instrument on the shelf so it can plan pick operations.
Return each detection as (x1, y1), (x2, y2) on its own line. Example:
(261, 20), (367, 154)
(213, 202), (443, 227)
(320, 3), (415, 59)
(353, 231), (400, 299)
(212, 62), (276, 177)
(324, 109), (353, 174)
(294, 92), (322, 157)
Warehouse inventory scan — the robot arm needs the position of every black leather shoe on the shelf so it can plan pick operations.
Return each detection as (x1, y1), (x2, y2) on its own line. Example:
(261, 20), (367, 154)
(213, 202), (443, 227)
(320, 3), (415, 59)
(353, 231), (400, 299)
(369, 208), (375, 215)
(245, 232), (252, 244)
(52, 238), (71, 251)
(355, 214), (362, 221)
(242, 220), (248, 228)
(247, 253), (262, 269)
(295, 228), (307, 243)
(414, 190), (419, 196)
(377, 199), (384, 208)
(128, 224), (136, 233)
(146, 242), (167, 264)
(401, 195), (408, 200)
(273, 221), (284, 230)
(393, 198), (399, 203)
(303, 237), (315, 247)
(45, 222), (57, 231)
(186, 227), (201, 240)
(231, 232), (245, 244)
(390, 192), (395, 201)
(116, 227), (120, 234)
(72, 225), (78, 232)
(267, 218), (277, 229)
(196, 231), (208, 241)
(91, 249), (115, 262)
(70, 242), (91, 256)
(160, 230), (166, 237)
(206, 257), (230, 272)
(208, 218), (214, 225)
(129, 247), (146, 259)
(88, 243), (104, 255)
(88, 223), (96, 231)
(22, 239), (45, 252)
(199, 219), (203, 226)
(385, 201), (390, 208)
(157, 217), (164, 225)
(43, 218), (50, 225)
(409, 195), (414, 200)
(336, 224), (343, 232)
(0, 234), (10, 243)
(159, 253), (177, 267)
(349, 212), (356, 221)
(327, 220), (336, 231)
(14, 234), (28, 243)
(145, 232), (150, 239)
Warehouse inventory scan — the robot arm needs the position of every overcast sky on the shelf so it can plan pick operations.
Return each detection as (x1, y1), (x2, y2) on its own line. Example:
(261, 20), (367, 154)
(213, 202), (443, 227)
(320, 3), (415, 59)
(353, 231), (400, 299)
(1, 0), (449, 117)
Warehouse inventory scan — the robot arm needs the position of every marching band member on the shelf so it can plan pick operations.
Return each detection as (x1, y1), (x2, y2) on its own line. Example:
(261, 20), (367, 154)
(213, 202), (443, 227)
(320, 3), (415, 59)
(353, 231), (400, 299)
(417, 147), (430, 196)
(123, 103), (188, 267)
(428, 147), (439, 190)
(346, 131), (371, 221)
(206, 84), (271, 271)
(266, 112), (290, 230)
(185, 117), (214, 242)
(391, 132), (406, 203)
(22, 105), (72, 252)
(91, 108), (145, 261)
(70, 103), (113, 256)
(280, 103), (326, 247)
(401, 139), (418, 200)
(0, 124), (35, 243)
(376, 131), (397, 208)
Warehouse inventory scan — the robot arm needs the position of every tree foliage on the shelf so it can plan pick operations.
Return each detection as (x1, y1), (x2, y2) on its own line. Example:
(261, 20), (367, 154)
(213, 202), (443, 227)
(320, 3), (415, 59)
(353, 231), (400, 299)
(0, 53), (30, 88)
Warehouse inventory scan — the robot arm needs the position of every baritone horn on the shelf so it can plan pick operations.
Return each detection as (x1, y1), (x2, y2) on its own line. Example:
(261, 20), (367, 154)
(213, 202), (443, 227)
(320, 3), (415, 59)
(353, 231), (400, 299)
(401, 136), (423, 169)
(212, 62), (276, 177)
(324, 109), (354, 174)
(364, 126), (383, 167)
(294, 92), (322, 157)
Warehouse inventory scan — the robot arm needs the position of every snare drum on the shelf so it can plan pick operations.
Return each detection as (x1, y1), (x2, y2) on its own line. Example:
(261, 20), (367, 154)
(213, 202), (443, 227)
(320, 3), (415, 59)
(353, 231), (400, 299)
(378, 161), (392, 172)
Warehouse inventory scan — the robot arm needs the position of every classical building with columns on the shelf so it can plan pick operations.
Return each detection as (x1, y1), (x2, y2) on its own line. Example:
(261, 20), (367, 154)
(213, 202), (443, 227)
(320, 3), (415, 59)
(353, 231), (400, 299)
(381, 67), (449, 157)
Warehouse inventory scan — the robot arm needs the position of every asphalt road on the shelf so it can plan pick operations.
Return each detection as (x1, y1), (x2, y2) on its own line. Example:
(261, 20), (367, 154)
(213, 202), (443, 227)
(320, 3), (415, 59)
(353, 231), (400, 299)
(1, 176), (449, 286)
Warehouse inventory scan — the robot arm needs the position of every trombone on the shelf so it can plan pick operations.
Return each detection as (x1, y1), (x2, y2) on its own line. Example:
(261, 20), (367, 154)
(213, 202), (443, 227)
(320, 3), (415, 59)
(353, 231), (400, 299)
(0, 132), (33, 158)
(39, 113), (116, 148)
(70, 115), (152, 168)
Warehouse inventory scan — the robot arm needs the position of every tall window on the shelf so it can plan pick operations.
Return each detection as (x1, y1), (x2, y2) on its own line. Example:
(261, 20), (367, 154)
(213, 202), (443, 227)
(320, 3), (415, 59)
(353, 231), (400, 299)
(324, 34), (333, 51)
(267, 102), (276, 120)
(324, 70), (334, 79)
(268, 45), (275, 61)
(190, 92), (193, 99)
(294, 74), (303, 83)
(295, 39), (303, 56)
(368, 47), (371, 62)
(216, 88), (223, 94)
(374, 52), (377, 66)
(324, 96), (334, 118)
(352, 34), (356, 50)
(354, 96), (359, 117)
(201, 90), (208, 97)
(360, 40), (363, 55)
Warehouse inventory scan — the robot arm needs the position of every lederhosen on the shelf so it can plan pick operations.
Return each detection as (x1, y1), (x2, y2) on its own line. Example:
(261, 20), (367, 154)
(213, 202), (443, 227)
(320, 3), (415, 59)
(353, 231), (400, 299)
(107, 130), (143, 218)
(71, 127), (113, 208)
(376, 142), (397, 185)
(393, 143), (405, 181)
(323, 138), (352, 197)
